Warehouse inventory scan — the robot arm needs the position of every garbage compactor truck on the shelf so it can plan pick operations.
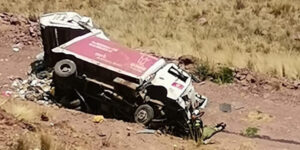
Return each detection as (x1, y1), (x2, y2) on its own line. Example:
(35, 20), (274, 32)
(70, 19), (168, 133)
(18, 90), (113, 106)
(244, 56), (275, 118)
(49, 31), (208, 135)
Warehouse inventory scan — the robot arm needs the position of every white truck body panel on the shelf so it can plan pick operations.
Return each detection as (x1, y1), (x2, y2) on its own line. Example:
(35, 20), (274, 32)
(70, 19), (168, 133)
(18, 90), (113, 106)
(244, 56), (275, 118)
(40, 12), (109, 41)
(52, 32), (167, 83)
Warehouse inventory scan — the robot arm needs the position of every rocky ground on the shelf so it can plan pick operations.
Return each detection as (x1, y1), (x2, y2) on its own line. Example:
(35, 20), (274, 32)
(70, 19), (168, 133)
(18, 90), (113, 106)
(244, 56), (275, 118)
(0, 13), (300, 150)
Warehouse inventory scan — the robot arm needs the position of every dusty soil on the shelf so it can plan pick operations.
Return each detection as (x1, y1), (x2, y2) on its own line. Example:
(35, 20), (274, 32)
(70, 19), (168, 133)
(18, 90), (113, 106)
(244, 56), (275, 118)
(0, 99), (195, 150)
(0, 15), (300, 150)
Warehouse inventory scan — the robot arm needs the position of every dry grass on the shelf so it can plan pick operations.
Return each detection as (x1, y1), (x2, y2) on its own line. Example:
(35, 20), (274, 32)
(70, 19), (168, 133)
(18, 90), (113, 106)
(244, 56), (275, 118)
(0, 99), (70, 150)
(2, 102), (40, 121)
(0, 99), (50, 122)
(238, 141), (255, 150)
(245, 110), (273, 124)
(1, 0), (300, 79)
(12, 132), (69, 150)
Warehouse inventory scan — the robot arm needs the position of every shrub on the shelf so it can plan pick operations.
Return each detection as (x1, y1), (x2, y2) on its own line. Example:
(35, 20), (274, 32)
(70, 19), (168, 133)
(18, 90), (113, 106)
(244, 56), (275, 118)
(211, 66), (234, 84)
(195, 61), (211, 81)
(195, 61), (234, 84)
(242, 127), (259, 137)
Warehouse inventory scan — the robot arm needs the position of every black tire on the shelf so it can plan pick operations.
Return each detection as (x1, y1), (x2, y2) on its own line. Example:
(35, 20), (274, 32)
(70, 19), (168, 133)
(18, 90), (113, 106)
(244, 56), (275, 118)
(54, 59), (77, 78)
(134, 104), (154, 125)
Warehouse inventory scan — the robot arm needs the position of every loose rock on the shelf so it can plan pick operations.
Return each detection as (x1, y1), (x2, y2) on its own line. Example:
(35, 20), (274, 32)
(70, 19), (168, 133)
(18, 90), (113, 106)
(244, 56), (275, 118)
(9, 17), (21, 25)
(198, 17), (208, 25)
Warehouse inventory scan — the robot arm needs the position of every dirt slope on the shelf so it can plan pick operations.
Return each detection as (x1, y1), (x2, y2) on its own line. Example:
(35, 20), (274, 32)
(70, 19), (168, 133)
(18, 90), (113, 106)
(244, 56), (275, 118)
(197, 82), (300, 150)
(0, 99), (197, 150)
(0, 14), (300, 150)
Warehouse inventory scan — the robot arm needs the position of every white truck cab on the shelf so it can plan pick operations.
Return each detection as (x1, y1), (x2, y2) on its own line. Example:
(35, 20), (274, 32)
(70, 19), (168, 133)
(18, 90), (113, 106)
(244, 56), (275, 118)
(151, 63), (208, 119)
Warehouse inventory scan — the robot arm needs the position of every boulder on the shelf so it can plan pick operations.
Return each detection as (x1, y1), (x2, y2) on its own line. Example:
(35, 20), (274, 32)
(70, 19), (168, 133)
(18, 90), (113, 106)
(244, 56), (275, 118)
(9, 17), (21, 25)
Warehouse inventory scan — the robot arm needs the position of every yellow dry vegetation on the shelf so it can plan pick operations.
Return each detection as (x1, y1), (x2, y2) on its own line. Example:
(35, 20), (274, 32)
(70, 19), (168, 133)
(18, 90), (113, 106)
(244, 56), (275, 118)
(1, 0), (300, 79)
(0, 98), (50, 122)
(12, 131), (71, 150)
(245, 110), (274, 124)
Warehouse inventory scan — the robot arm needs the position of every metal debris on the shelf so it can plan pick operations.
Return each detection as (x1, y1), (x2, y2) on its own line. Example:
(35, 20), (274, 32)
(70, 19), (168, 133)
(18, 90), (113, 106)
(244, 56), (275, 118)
(1, 91), (12, 97)
(219, 103), (232, 113)
(137, 129), (156, 134)
(12, 47), (19, 52)
(92, 115), (105, 123)
(11, 72), (53, 104)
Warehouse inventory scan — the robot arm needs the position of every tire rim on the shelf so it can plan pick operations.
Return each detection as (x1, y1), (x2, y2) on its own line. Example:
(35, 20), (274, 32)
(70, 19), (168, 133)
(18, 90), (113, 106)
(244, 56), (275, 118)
(60, 64), (71, 73)
(137, 110), (148, 122)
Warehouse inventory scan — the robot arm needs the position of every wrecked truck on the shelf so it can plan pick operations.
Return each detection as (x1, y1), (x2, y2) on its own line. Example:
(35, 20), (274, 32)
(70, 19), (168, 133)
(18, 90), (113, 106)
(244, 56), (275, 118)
(49, 31), (208, 134)
(40, 12), (208, 135)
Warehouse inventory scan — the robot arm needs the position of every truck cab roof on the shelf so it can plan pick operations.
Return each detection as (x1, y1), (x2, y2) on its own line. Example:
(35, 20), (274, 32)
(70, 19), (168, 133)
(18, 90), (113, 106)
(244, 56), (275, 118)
(52, 32), (166, 82)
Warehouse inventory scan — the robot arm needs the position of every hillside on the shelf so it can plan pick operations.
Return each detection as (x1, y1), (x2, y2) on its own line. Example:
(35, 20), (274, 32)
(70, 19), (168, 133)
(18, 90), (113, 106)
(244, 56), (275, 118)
(0, 1), (300, 150)
(0, 0), (300, 79)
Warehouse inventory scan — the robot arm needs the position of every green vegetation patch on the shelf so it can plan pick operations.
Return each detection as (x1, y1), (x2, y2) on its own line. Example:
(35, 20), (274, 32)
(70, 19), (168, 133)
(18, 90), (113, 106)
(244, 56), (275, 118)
(195, 61), (234, 84)
(242, 127), (259, 138)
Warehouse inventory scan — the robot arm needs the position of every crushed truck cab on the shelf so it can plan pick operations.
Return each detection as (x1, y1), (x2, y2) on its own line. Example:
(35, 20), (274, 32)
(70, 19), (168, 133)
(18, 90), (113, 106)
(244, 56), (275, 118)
(47, 25), (207, 135)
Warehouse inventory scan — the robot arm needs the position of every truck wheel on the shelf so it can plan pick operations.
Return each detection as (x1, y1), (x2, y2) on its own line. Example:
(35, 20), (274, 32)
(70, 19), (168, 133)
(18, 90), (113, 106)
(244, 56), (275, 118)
(134, 104), (154, 125)
(54, 59), (77, 78)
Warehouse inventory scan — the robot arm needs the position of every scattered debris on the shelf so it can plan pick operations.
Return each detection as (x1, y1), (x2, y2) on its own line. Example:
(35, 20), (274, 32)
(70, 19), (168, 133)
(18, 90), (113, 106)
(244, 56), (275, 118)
(12, 47), (19, 52)
(97, 133), (106, 137)
(2, 91), (12, 97)
(102, 133), (112, 147)
(199, 81), (206, 85)
(35, 52), (44, 61)
(92, 115), (105, 123)
(137, 129), (156, 134)
(41, 113), (49, 121)
(126, 126), (132, 131)
(12, 43), (23, 52)
(219, 103), (232, 113)
(11, 72), (53, 103)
